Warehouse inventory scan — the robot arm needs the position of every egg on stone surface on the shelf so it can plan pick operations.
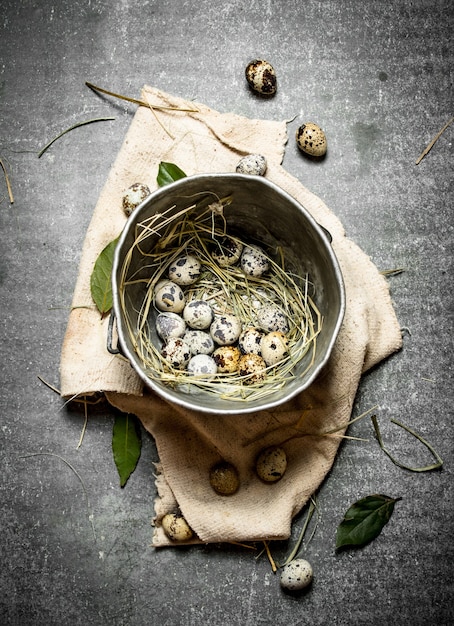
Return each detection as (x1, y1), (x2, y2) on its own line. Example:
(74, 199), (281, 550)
(238, 326), (265, 355)
(255, 445), (288, 482)
(245, 59), (277, 95)
(161, 337), (191, 369)
(155, 280), (185, 313)
(209, 461), (240, 495)
(260, 331), (290, 366)
(238, 353), (267, 385)
(210, 314), (242, 346)
(187, 354), (218, 376)
(211, 236), (243, 267)
(168, 254), (201, 286)
(280, 559), (313, 591)
(183, 299), (214, 329)
(256, 304), (289, 333)
(296, 122), (327, 158)
(236, 154), (267, 176)
(155, 312), (186, 341)
(161, 513), (193, 542)
(184, 329), (215, 355)
(212, 345), (241, 373)
(240, 245), (270, 277)
(122, 182), (151, 217)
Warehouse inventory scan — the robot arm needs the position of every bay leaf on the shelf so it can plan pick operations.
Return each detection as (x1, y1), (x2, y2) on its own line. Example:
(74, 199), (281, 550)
(90, 237), (118, 315)
(157, 161), (187, 187)
(112, 413), (142, 488)
(335, 494), (402, 550)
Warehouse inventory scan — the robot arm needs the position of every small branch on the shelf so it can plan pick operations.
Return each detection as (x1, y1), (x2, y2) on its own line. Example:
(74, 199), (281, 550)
(38, 117), (115, 158)
(415, 116), (454, 165)
(0, 157), (14, 203)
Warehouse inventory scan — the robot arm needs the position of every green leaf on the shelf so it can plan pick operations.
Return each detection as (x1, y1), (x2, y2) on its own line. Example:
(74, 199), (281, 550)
(157, 161), (187, 187)
(335, 494), (402, 550)
(112, 413), (142, 487)
(90, 237), (119, 315)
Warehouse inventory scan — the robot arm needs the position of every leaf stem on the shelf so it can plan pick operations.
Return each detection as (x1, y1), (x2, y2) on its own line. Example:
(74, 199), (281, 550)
(38, 117), (115, 158)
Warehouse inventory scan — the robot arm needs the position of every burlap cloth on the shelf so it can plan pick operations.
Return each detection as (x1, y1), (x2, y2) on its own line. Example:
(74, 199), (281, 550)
(60, 86), (402, 546)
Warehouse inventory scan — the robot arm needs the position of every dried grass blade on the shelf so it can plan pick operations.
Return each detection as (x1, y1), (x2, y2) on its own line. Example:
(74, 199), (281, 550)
(282, 498), (317, 566)
(38, 117), (115, 158)
(415, 116), (454, 165)
(0, 157), (14, 203)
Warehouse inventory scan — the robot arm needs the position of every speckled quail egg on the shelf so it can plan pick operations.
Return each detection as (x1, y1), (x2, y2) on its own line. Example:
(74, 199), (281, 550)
(155, 281), (186, 313)
(260, 331), (290, 366)
(240, 245), (270, 277)
(238, 327), (264, 355)
(187, 354), (218, 376)
(210, 314), (242, 346)
(296, 122), (327, 158)
(183, 300), (214, 329)
(236, 154), (267, 176)
(209, 461), (240, 495)
(184, 330), (215, 355)
(238, 353), (267, 385)
(161, 513), (193, 542)
(155, 312), (186, 341)
(280, 559), (313, 591)
(168, 254), (201, 286)
(211, 236), (243, 267)
(122, 182), (151, 217)
(256, 304), (289, 333)
(255, 445), (288, 482)
(245, 59), (277, 95)
(212, 345), (241, 373)
(161, 337), (191, 369)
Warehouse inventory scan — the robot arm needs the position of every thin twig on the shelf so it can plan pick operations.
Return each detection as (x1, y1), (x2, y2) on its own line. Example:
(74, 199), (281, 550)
(37, 375), (61, 395)
(263, 541), (278, 573)
(38, 117), (115, 158)
(415, 116), (454, 165)
(0, 157), (14, 203)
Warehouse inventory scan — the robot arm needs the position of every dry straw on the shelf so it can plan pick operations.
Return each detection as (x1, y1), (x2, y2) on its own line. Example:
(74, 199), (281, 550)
(118, 194), (322, 402)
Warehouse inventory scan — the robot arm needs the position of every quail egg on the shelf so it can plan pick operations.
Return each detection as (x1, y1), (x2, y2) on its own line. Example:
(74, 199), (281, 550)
(255, 445), (288, 482)
(122, 182), (151, 217)
(187, 354), (218, 376)
(161, 337), (191, 369)
(238, 327), (264, 355)
(240, 245), (270, 277)
(296, 122), (327, 158)
(236, 154), (267, 176)
(245, 59), (277, 95)
(238, 353), (267, 384)
(168, 254), (201, 286)
(212, 345), (241, 373)
(209, 461), (240, 495)
(155, 312), (186, 341)
(210, 314), (242, 346)
(184, 329), (215, 355)
(280, 559), (313, 591)
(211, 236), (243, 267)
(260, 331), (290, 366)
(256, 304), (289, 333)
(183, 300), (214, 329)
(161, 513), (193, 542)
(155, 281), (185, 313)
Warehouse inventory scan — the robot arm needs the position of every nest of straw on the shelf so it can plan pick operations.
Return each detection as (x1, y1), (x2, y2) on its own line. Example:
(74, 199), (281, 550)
(118, 193), (322, 403)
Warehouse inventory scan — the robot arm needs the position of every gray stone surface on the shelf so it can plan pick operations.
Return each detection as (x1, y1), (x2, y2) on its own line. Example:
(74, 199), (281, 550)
(0, 1), (452, 624)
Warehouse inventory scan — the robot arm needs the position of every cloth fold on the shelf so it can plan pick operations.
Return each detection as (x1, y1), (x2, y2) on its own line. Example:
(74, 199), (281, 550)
(60, 86), (402, 546)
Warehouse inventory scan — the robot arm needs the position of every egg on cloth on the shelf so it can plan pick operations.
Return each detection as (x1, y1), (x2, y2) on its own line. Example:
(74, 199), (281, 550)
(210, 314), (242, 346)
(122, 182), (151, 217)
(187, 354), (218, 376)
(260, 331), (290, 366)
(296, 122), (327, 158)
(184, 329), (215, 355)
(255, 445), (288, 482)
(240, 245), (270, 277)
(211, 236), (243, 267)
(168, 254), (201, 286)
(236, 154), (267, 176)
(155, 280), (185, 313)
(238, 326), (264, 355)
(155, 312), (186, 341)
(238, 353), (267, 384)
(280, 559), (313, 592)
(209, 461), (240, 495)
(245, 59), (277, 95)
(183, 299), (214, 329)
(161, 337), (191, 369)
(212, 345), (241, 373)
(256, 304), (289, 333)
(161, 513), (194, 542)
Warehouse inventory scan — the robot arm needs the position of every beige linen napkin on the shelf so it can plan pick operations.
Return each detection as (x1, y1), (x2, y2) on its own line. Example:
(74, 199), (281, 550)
(60, 86), (402, 546)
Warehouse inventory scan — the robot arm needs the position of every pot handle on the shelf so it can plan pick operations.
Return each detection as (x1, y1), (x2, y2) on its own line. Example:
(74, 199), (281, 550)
(107, 311), (121, 355)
